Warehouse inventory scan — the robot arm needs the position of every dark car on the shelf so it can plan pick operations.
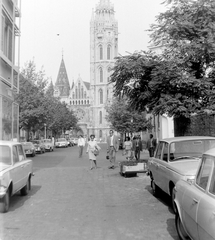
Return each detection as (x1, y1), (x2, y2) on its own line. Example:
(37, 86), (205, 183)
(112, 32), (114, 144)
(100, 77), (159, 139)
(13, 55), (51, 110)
(31, 140), (46, 154)
(21, 142), (36, 157)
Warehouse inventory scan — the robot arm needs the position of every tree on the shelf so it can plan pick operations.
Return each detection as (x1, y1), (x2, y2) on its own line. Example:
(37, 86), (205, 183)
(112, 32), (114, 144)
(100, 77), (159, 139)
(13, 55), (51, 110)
(105, 97), (151, 134)
(110, 0), (215, 120)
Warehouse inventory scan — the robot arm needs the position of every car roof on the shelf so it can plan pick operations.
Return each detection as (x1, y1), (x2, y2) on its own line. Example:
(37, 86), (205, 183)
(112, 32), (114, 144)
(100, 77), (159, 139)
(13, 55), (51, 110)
(0, 140), (21, 146)
(161, 136), (215, 143)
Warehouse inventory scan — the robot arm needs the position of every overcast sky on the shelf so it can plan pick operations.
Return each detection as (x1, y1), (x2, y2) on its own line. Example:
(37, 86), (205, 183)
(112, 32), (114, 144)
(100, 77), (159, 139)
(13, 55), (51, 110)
(20, 0), (166, 85)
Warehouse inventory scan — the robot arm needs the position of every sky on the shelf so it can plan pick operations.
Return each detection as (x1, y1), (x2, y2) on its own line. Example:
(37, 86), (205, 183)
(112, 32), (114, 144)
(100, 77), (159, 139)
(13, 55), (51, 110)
(20, 0), (166, 86)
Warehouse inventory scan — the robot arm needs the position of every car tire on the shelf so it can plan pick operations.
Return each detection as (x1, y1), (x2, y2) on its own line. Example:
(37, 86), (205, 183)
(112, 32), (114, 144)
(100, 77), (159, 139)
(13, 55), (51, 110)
(151, 179), (159, 197)
(20, 177), (31, 196)
(175, 211), (190, 240)
(0, 190), (10, 213)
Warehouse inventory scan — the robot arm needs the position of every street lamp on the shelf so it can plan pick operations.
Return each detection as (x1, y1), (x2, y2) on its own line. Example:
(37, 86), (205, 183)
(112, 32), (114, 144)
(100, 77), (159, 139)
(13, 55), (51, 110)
(44, 123), (47, 139)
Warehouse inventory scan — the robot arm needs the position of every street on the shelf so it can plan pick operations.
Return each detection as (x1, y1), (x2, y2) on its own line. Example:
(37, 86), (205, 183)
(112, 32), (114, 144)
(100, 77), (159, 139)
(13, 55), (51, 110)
(0, 144), (179, 240)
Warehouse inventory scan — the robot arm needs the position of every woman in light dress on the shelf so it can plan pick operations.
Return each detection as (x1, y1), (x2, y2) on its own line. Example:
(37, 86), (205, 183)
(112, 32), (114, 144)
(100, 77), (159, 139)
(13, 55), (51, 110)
(86, 134), (101, 170)
(123, 136), (133, 160)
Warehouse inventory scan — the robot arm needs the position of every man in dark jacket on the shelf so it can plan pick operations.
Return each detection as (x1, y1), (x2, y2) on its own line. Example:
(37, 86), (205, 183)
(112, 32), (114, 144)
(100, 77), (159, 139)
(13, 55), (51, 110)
(146, 134), (157, 157)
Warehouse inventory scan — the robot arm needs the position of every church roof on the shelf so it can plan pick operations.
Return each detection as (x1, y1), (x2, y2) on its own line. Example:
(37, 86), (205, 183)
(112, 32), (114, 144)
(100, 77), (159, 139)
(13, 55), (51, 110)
(55, 58), (70, 97)
(83, 81), (90, 90)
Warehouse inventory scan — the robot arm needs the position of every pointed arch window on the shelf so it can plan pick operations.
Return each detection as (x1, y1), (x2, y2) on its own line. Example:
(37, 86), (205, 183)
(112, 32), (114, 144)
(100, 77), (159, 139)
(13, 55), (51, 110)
(99, 89), (103, 104)
(99, 111), (102, 124)
(99, 45), (103, 60)
(99, 68), (103, 82)
(81, 87), (84, 98)
(107, 45), (111, 60)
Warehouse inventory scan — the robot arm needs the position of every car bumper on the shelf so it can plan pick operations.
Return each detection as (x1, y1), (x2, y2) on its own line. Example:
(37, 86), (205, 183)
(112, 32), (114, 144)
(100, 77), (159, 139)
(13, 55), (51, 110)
(0, 186), (7, 198)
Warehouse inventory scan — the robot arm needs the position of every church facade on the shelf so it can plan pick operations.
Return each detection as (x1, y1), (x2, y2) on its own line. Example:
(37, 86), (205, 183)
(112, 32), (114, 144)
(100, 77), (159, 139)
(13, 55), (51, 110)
(54, 0), (118, 141)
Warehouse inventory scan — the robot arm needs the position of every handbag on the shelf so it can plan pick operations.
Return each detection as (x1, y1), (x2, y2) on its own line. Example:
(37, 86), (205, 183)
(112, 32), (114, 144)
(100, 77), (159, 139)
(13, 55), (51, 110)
(93, 147), (99, 156)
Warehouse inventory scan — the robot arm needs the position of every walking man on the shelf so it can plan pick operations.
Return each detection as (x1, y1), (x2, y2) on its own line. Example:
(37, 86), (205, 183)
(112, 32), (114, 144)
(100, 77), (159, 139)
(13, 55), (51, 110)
(133, 135), (143, 161)
(78, 135), (85, 158)
(146, 134), (157, 157)
(107, 130), (119, 169)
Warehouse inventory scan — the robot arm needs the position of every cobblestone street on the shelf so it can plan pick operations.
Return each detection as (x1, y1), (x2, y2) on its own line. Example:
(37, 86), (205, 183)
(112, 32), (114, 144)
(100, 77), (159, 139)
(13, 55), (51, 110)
(0, 145), (179, 240)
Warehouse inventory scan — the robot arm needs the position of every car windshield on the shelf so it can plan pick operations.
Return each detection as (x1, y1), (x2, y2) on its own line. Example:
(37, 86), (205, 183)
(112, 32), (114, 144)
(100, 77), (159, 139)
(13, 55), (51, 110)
(31, 140), (40, 144)
(44, 139), (51, 143)
(169, 139), (215, 161)
(57, 138), (66, 142)
(0, 145), (12, 165)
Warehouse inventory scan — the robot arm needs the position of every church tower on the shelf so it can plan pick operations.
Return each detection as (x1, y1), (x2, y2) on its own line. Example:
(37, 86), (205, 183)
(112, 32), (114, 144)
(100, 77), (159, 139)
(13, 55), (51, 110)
(89, 0), (118, 141)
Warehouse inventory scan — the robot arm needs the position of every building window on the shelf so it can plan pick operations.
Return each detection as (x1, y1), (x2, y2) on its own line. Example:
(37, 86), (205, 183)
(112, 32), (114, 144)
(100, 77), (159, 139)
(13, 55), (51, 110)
(99, 89), (103, 104)
(107, 45), (111, 60)
(99, 68), (103, 82)
(75, 88), (78, 99)
(2, 15), (13, 61)
(81, 87), (84, 98)
(84, 92), (86, 98)
(99, 111), (102, 124)
(99, 45), (103, 60)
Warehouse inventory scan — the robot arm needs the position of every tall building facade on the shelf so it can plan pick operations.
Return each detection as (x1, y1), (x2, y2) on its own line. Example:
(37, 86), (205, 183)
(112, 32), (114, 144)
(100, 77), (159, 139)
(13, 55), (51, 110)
(54, 0), (118, 141)
(89, 0), (118, 141)
(0, 0), (21, 141)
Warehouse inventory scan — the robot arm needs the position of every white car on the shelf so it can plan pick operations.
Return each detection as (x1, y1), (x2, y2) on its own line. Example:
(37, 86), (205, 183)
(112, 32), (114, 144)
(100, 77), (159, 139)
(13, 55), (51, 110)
(55, 138), (68, 148)
(174, 148), (215, 240)
(0, 141), (33, 213)
(43, 139), (54, 152)
(148, 136), (215, 212)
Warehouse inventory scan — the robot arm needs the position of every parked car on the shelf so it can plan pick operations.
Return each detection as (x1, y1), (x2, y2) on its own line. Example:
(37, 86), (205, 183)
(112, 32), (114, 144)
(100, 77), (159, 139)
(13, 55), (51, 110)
(31, 140), (46, 154)
(43, 139), (54, 152)
(0, 141), (33, 213)
(55, 138), (68, 148)
(69, 138), (75, 146)
(174, 147), (215, 240)
(21, 142), (36, 157)
(148, 136), (215, 212)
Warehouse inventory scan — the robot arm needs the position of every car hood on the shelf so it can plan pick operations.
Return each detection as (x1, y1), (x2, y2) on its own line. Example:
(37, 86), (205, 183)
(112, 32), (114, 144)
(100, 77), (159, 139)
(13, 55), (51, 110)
(169, 160), (200, 176)
(0, 164), (11, 172)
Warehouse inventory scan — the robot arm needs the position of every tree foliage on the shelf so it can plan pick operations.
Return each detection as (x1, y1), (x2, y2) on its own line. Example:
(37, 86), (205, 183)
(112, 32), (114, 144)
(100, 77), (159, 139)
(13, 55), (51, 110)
(110, 0), (215, 118)
(17, 60), (78, 139)
(105, 98), (151, 133)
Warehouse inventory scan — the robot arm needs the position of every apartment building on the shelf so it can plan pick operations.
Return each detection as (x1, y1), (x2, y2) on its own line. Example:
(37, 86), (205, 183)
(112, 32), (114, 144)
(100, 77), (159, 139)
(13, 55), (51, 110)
(0, 0), (21, 140)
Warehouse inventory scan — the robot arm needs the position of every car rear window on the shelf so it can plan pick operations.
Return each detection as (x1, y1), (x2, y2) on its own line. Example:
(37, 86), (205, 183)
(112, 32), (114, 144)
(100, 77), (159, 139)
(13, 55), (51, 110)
(0, 146), (12, 165)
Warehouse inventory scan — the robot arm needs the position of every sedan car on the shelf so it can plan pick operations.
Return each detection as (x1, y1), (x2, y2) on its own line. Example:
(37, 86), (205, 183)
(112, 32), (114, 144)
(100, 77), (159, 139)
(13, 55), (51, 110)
(174, 148), (215, 240)
(55, 138), (68, 148)
(148, 136), (215, 212)
(31, 140), (46, 154)
(21, 142), (36, 157)
(0, 141), (33, 213)
(43, 139), (54, 152)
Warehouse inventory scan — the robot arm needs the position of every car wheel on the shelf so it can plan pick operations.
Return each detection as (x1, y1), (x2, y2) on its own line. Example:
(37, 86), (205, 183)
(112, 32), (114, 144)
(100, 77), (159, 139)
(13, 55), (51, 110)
(175, 212), (190, 240)
(151, 179), (159, 197)
(0, 190), (10, 213)
(20, 177), (31, 196)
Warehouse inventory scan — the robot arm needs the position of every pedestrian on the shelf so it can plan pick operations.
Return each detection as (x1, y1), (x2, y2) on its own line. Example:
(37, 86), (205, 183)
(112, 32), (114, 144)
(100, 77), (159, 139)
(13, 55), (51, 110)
(78, 135), (85, 158)
(132, 135), (143, 161)
(146, 134), (157, 157)
(107, 129), (119, 169)
(86, 134), (101, 170)
(123, 136), (133, 160)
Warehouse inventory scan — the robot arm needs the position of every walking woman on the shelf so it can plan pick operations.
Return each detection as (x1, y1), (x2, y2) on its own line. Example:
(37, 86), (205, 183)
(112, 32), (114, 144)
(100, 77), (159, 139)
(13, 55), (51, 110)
(123, 136), (133, 160)
(86, 134), (101, 170)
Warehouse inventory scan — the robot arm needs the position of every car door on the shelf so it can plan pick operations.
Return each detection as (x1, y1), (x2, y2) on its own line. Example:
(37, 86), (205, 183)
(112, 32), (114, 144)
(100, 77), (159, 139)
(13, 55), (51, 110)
(197, 156), (215, 240)
(182, 156), (213, 240)
(10, 145), (24, 192)
(150, 141), (165, 188)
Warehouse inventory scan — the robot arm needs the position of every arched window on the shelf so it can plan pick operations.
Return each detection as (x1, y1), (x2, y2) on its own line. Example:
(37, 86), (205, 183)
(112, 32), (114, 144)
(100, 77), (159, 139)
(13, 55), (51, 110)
(87, 100), (89, 104)
(84, 91), (86, 98)
(81, 100), (83, 105)
(107, 45), (111, 60)
(73, 101), (74, 105)
(99, 89), (103, 104)
(84, 100), (86, 104)
(99, 111), (102, 124)
(81, 87), (84, 98)
(99, 68), (103, 82)
(75, 88), (78, 99)
(99, 45), (103, 60)
(99, 130), (102, 138)
(70, 101), (71, 105)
